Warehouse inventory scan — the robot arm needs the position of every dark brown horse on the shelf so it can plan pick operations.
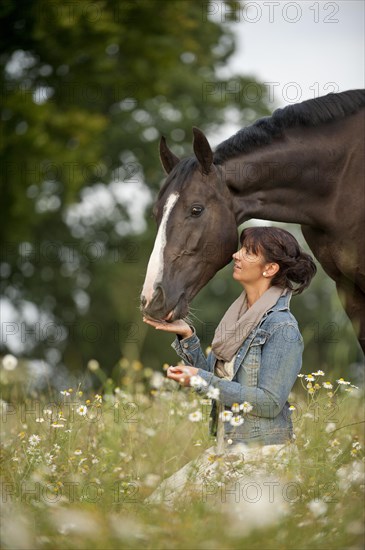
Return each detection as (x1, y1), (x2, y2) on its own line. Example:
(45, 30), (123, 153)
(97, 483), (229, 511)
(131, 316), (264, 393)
(141, 90), (365, 353)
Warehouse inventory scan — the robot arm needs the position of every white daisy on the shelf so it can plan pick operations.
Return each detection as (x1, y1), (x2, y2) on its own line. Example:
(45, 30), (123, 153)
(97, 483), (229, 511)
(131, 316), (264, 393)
(190, 375), (208, 388)
(207, 387), (220, 399)
(188, 410), (203, 422)
(230, 416), (244, 427)
(219, 410), (233, 422)
(336, 378), (350, 385)
(76, 405), (88, 416)
(28, 434), (41, 446)
(2, 354), (18, 371)
(240, 401), (253, 413)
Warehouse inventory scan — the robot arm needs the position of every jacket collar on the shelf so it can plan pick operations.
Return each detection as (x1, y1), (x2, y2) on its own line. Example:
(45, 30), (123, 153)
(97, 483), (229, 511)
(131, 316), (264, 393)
(261, 289), (292, 318)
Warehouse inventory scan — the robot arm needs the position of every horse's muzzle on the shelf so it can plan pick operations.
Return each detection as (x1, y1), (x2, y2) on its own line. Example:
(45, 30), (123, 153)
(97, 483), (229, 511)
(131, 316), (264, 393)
(140, 285), (187, 322)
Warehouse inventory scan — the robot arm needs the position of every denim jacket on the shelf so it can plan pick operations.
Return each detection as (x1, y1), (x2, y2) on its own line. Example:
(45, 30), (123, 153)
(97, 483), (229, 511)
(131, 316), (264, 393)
(172, 292), (303, 445)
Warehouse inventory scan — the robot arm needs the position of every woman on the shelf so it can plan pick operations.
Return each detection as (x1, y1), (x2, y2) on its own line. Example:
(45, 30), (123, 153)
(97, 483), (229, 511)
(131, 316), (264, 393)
(143, 227), (316, 504)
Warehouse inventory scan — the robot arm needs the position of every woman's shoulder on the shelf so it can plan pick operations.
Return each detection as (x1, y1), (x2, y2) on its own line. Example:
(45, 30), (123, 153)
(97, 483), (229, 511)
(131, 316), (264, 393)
(261, 308), (301, 333)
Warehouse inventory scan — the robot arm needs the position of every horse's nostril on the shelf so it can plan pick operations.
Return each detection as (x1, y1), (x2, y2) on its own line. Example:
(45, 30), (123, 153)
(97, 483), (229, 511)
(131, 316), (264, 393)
(154, 284), (165, 301)
(140, 295), (147, 308)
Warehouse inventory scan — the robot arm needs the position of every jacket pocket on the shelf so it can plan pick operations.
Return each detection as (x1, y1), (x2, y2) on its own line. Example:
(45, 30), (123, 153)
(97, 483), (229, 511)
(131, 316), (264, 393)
(241, 329), (269, 386)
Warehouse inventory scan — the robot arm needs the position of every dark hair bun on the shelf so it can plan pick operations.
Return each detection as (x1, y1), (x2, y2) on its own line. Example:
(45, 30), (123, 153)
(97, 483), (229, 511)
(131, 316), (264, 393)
(240, 227), (317, 294)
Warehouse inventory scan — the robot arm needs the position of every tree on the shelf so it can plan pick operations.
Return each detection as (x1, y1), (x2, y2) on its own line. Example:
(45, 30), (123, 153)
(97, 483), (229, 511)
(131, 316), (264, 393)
(1, 0), (271, 374)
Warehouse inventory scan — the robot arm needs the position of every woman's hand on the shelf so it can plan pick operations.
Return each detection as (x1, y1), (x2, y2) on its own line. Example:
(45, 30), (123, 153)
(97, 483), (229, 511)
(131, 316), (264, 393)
(143, 317), (193, 339)
(167, 366), (199, 387)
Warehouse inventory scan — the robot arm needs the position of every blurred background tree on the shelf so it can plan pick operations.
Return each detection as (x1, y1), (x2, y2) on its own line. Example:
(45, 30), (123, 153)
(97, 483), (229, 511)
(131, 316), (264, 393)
(1, 0), (361, 385)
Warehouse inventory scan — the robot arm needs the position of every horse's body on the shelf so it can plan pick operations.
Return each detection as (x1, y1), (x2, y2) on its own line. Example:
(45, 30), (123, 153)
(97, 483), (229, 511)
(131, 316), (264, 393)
(141, 90), (365, 353)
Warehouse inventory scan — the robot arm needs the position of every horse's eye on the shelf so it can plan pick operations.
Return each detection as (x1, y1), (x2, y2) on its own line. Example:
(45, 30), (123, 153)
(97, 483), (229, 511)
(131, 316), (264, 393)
(191, 205), (204, 217)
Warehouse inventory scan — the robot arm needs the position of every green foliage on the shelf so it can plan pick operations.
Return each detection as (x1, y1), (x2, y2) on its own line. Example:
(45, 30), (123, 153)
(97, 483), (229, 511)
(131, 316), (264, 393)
(1, 0), (272, 373)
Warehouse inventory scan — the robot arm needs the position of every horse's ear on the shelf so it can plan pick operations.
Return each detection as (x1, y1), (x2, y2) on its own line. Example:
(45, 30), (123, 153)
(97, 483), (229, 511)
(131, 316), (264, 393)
(192, 127), (213, 175)
(159, 136), (180, 174)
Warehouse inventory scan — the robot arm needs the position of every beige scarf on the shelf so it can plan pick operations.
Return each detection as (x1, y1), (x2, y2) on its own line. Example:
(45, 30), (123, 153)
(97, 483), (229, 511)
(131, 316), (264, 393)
(212, 286), (289, 379)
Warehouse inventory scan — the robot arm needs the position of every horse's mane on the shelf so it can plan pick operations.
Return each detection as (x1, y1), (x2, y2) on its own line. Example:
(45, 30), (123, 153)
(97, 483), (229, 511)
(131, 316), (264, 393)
(214, 89), (365, 164)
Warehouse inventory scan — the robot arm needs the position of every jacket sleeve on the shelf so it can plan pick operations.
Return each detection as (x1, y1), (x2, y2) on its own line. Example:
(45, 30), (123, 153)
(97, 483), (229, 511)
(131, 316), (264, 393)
(171, 329), (214, 373)
(194, 323), (303, 419)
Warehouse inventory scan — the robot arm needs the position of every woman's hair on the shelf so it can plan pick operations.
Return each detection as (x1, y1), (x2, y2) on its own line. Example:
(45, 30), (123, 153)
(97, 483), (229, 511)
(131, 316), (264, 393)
(240, 227), (317, 295)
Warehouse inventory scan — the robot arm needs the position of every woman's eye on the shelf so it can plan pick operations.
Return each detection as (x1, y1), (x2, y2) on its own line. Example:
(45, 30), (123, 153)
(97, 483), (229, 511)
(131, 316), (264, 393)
(190, 205), (204, 217)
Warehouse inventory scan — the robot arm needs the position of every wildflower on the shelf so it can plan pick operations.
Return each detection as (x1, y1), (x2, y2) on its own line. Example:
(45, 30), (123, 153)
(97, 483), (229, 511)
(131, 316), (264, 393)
(289, 405), (296, 411)
(352, 441), (361, 450)
(144, 473), (161, 488)
(312, 370), (325, 376)
(150, 372), (164, 389)
(51, 423), (65, 429)
(207, 387), (220, 399)
(87, 359), (100, 372)
(325, 422), (336, 433)
(306, 382), (313, 389)
(94, 394), (102, 403)
(190, 375), (208, 389)
(188, 410), (203, 422)
(327, 391), (334, 398)
(227, 439), (233, 445)
(323, 381), (333, 389)
(60, 390), (70, 396)
(74, 449), (83, 455)
(314, 383), (321, 390)
(28, 434), (41, 446)
(297, 374), (304, 378)
(307, 387), (315, 395)
(219, 410), (233, 422)
(330, 439), (340, 447)
(91, 457), (99, 464)
(305, 374), (315, 382)
(308, 499), (328, 517)
(241, 401), (253, 413)
(231, 403), (240, 413)
(78, 391), (83, 397)
(2, 354), (18, 371)
(336, 378), (350, 385)
(76, 405), (87, 416)
(230, 416), (244, 427)
(35, 418), (45, 423)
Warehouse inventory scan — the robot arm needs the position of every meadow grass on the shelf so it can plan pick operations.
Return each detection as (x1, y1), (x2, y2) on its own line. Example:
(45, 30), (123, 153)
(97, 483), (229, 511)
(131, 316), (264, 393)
(0, 357), (364, 550)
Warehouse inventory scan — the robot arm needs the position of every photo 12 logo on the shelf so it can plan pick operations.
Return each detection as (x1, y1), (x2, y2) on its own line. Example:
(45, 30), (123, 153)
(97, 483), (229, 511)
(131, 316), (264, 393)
(202, 81), (340, 106)
(202, 2), (340, 24)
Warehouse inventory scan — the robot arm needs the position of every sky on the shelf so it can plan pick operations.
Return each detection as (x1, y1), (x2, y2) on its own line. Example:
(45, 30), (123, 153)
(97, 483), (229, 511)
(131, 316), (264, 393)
(210, 0), (364, 143)
(226, 0), (363, 101)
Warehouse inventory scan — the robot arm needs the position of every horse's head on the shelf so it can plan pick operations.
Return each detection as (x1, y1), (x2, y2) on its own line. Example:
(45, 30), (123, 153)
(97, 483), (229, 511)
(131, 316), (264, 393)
(140, 128), (238, 321)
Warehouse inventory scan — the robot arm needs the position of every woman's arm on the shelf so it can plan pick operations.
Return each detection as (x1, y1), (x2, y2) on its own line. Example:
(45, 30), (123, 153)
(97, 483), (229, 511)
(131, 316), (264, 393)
(194, 324), (303, 419)
(143, 316), (212, 372)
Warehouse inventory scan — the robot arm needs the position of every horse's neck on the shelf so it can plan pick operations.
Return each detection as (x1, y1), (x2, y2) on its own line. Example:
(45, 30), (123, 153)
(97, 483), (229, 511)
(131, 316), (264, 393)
(220, 123), (348, 228)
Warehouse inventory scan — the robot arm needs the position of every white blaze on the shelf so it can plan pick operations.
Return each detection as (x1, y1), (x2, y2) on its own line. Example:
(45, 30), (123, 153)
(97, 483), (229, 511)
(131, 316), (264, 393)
(142, 192), (179, 304)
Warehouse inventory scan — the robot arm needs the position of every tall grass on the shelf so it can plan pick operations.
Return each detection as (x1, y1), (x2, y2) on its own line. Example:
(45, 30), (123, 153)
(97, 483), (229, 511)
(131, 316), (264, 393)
(0, 356), (364, 550)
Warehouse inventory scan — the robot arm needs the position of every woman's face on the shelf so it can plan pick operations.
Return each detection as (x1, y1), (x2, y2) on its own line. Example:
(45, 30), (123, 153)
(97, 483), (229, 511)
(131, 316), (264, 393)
(232, 244), (267, 285)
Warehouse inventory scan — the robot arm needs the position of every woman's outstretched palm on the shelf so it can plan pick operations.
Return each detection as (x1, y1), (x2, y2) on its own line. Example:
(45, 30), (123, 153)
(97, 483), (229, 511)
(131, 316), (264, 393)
(142, 317), (192, 338)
